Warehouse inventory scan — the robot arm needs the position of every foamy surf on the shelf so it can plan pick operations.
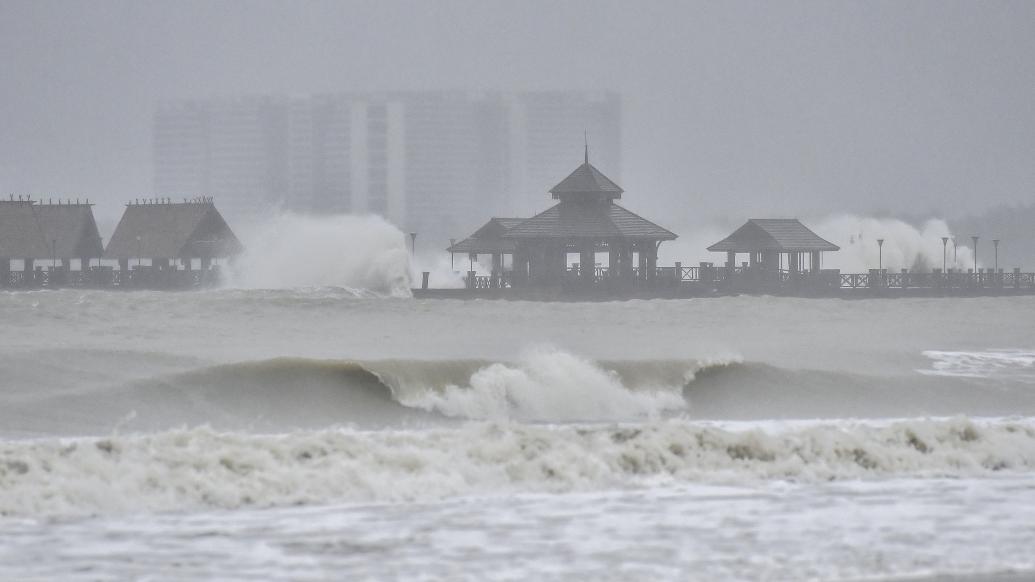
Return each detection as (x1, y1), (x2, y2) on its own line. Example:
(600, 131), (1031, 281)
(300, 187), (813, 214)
(920, 350), (1035, 382)
(2, 417), (1033, 517)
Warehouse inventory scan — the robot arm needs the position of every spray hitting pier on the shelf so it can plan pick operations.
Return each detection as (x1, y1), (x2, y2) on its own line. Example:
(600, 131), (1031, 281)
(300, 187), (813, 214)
(427, 156), (1035, 299)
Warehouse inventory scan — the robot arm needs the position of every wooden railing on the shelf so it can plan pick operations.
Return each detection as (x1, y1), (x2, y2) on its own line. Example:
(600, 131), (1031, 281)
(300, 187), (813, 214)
(1, 267), (219, 290)
(460, 265), (1035, 293)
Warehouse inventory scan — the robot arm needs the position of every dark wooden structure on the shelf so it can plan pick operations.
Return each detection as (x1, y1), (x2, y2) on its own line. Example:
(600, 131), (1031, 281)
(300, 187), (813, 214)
(447, 218), (524, 285)
(708, 218), (839, 273)
(0, 198), (104, 287)
(34, 200), (105, 269)
(105, 197), (242, 274)
(0, 198), (50, 286)
(501, 150), (676, 288)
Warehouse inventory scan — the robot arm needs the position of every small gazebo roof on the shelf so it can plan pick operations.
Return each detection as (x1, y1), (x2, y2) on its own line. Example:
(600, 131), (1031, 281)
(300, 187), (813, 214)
(549, 162), (623, 201)
(503, 201), (676, 241)
(707, 219), (839, 253)
(447, 217), (525, 254)
(105, 199), (242, 259)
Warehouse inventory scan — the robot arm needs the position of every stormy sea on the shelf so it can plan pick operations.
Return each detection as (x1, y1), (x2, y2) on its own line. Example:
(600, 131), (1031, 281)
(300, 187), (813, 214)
(1, 283), (1034, 581)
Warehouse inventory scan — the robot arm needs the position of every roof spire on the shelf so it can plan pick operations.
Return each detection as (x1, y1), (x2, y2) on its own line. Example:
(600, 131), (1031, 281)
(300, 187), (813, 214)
(584, 130), (589, 165)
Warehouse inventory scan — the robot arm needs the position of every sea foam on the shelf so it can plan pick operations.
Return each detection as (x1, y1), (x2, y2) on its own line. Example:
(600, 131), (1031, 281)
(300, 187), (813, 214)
(2, 417), (1033, 517)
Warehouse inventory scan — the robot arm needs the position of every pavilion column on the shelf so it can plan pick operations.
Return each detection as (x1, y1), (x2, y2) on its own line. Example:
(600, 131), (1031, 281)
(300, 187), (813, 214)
(763, 250), (778, 271)
(646, 242), (657, 281)
(513, 248), (529, 287)
(553, 243), (567, 283)
(788, 252), (798, 274)
(608, 244), (620, 278)
(580, 242), (595, 282)
(119, 258), (129, 272)
(638, 244), (648, 281)
(811, 251), (821, 272)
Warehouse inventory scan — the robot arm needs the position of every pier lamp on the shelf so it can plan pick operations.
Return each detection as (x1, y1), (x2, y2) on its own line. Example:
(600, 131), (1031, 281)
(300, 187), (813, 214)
(409, 232), (417, 256)
(971, 236), (979, 273)
(952, 237), (958, 268)
(993, 239), (1000, 273)
(876, 239), (884, 272)
(941, 237), (948, 273)
(449, 238), (455, 270)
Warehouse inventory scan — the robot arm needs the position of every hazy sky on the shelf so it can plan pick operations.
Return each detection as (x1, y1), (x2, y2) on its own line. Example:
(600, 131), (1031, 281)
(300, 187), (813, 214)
(2, 0), (1033, 224)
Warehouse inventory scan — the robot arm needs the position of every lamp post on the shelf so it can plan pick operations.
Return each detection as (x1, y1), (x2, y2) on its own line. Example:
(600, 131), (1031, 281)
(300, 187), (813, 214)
(941, 237), (948, 273)
(971, 236), (979, 273)
(409, 232), (417, 256)
(952, 237), (958, 268)
(993, 239), (1000, 273)
(449, 238), (456, 270)
(877, 239), (884, 271)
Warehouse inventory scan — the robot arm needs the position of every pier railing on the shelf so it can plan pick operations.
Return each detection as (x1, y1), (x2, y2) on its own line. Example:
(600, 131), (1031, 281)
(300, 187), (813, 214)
(460, 264), (1035, 294)
(1, 266), (223, 290)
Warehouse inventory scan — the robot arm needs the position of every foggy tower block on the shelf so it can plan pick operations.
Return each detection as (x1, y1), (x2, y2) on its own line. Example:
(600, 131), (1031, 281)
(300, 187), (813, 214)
(153, 92), (620, 241)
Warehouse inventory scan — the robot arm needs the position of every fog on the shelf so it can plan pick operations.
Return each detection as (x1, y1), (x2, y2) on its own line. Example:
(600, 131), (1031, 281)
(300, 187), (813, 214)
(2, 0), (1034, 229)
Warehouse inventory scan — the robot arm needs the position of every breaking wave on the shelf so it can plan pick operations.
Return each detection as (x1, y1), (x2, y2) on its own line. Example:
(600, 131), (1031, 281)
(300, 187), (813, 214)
(225, 213), (412, 296)
(2, 417), (1034, 517)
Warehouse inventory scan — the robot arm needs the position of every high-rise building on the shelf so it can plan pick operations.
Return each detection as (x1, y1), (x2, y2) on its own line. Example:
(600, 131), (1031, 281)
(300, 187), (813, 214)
(153, 91), (621, 241)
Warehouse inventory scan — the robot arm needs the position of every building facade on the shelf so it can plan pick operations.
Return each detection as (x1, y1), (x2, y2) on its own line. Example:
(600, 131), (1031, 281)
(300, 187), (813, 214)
(153, 91), (621, 242)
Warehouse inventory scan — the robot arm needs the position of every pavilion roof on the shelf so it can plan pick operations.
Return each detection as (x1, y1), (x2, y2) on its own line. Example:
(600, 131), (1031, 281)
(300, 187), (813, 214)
(447, 217), (524, 254)
(503, 201), (676, 241)
(707, 219), (839, 252)
(0, 200), (49, 259)
(105, 200), (242, 259)
(33, 203), (104, 259)
(549, 162), (623, 201)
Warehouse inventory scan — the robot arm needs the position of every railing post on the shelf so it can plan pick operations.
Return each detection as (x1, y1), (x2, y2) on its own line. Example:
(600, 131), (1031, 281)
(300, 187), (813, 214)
(674, 262), (682, 283)
(466, 271), (475, 289)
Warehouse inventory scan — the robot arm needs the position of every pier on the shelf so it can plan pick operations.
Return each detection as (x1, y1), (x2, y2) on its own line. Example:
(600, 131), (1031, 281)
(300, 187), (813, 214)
(0, 197), (240, 290)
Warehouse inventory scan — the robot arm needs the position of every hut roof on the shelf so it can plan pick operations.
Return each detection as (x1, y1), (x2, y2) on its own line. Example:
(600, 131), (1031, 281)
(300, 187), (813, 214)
(549, 162), (623, 201)
(104, 200), (242, 259)
(447, 218), (525, 254)
(707, 219), (839, 252)
(0, 200), (50, 259)
(503, 201), (676, 241)
(33, 203), (104, 259)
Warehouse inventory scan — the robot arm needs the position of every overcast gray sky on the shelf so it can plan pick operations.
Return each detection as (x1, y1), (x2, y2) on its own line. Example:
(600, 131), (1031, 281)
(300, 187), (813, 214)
(2, 0), (1033, 224)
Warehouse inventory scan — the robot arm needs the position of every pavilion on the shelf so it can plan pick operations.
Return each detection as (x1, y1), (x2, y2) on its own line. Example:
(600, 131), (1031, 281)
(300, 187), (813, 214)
(105, 197), (242, 272)
(707, 219), (839, 275)
(501, 148), (676, 287)
(33, 200), (105, 270)
(447, 217), (524, 283)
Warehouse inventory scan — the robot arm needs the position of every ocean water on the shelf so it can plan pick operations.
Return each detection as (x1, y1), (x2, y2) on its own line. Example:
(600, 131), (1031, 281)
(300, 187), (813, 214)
(2, 290), (1035, 580)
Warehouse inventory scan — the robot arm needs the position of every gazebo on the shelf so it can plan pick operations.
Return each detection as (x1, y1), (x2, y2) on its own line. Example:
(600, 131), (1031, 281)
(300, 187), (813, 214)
(447, 217), (525, 281)
(707, 219), (839, 274)
(105, 197), (242, 272)
(502, 148), (676, 287)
